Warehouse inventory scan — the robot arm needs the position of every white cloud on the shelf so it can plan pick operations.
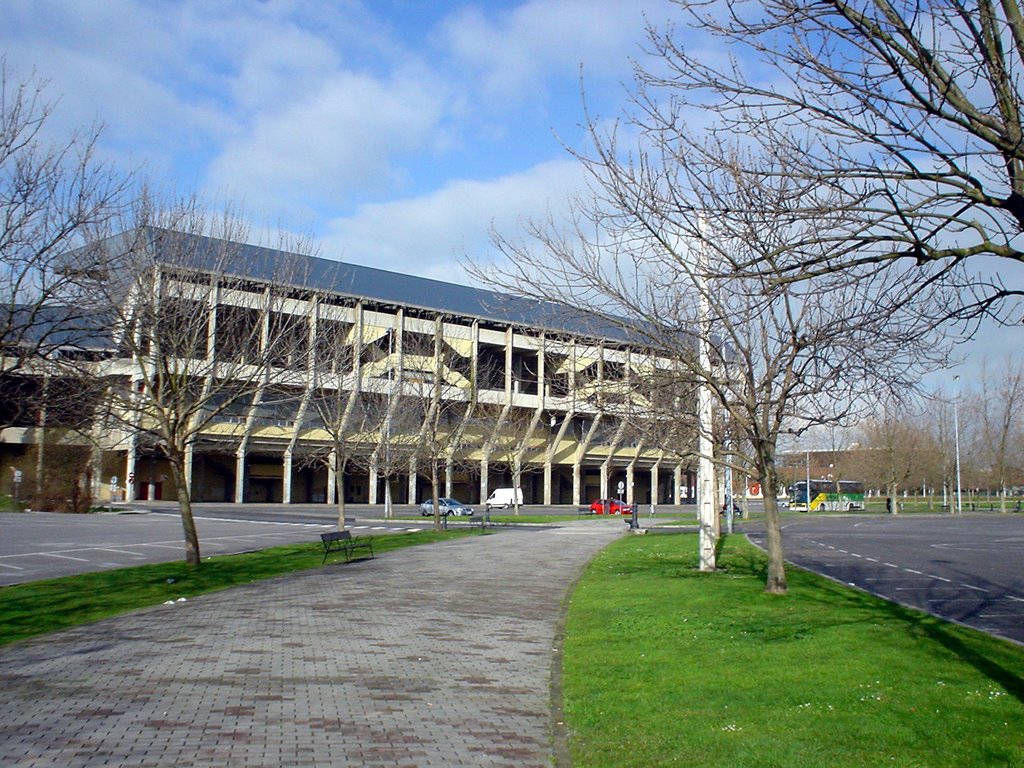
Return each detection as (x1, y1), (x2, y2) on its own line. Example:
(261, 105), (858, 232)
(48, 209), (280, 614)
(438, 0), (673, 105)
(204, 68), (449, 215)
(319, 157), (586, 283)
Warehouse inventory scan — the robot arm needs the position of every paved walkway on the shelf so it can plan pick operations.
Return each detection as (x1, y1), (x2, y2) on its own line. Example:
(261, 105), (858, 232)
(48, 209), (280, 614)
(0, 521), (624, 767)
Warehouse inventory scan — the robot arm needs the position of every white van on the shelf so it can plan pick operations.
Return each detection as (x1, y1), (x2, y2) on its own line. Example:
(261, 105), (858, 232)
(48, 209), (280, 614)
(485, 487), (523, 511)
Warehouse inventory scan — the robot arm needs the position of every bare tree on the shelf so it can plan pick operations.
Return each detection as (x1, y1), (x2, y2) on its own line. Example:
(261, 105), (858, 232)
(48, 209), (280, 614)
(81, 197), (313, 566)
(483, 403), (542, 516)
(639, 0), (1024, 323)
(851, 409), (939, 512)
(477, 126), (947, 592)
(303, 305), (363, 530)
(973, 357), (1024, 511)
(401, 317), (478, 531)
(0, 61), (129, 430)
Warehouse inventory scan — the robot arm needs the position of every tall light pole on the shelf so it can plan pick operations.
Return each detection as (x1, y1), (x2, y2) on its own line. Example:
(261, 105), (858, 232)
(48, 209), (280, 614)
(805, 450), (811, 512)
(953, 375), (963, 515)
(695, 218), (716, 571)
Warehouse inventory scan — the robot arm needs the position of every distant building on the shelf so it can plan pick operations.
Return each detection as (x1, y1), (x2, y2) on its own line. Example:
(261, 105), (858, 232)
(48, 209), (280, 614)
(1, 230), (697, 508)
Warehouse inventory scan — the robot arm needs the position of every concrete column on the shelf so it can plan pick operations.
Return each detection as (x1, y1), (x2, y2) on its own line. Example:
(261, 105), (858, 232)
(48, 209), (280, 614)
(234, 449), (246, 503)
(408, 458), (418, 503)
(480, 458), (489, 504)
(626, 461), (635, 506)
(282, 448), (293, 504)
(368, 460), (378, 505)
(674, 463), (683, 505)
(124, 436), (137, 503)
(600, 462), (609, 500)
(327, 449), (338, 505)
(543, 461), (552, 505)
(184, 443), (194, 501)
(445, 459), (453, 497)
(651, 462), (661, 508)
(572, 462), (581, 506)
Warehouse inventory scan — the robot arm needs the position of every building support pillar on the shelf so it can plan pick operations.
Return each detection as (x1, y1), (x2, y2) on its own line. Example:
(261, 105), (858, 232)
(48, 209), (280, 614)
(327, 449), (338, 506)
(282, 448), (293, 505)
(234, 449), (246, 504)
(368, 460), (378, 505)
(124, 435), (138, 503)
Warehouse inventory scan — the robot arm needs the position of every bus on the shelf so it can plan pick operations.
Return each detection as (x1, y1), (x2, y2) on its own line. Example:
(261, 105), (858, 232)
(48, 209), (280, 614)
(789, 480), (865, 512)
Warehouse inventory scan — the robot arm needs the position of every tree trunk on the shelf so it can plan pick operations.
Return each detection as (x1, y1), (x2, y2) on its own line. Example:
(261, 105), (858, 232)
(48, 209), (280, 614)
(887, 481), (899, 515)
(334, 453), (347, 531)
(759, 459), (788, 595)
(168, 454), (201, 566)
(431, 460), (442, 532)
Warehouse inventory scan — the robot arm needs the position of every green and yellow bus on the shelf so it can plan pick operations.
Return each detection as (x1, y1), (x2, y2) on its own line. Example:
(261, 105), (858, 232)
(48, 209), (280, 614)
(790, 480), (865, 512)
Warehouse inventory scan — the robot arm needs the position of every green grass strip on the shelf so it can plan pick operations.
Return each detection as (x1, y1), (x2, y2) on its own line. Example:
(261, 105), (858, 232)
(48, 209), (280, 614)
(564, 534), (1024, 768)
(0, 528), (474, 646)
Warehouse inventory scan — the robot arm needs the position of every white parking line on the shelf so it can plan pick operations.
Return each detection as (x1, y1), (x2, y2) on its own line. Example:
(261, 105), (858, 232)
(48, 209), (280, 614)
(97, 548), (148, 557)
(39, 552), (91, 562)
(0, 562), (24, 571)
(962, 583), (990, 592)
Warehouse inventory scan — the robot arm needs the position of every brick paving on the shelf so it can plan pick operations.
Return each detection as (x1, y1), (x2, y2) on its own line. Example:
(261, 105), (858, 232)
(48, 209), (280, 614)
(0, 521), (623, 767)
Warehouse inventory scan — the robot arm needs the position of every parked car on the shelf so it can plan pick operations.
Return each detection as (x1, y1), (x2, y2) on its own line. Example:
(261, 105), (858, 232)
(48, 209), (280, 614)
(419, 498), (474, 517)
(484, 487), (523, 511)
(590, 498), (632, 515)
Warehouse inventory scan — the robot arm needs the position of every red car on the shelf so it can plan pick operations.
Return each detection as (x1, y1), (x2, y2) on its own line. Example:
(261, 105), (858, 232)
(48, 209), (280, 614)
(591, 498), (632, 515)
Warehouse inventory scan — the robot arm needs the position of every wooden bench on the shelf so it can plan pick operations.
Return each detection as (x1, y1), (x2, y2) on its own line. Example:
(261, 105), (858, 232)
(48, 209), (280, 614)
(320, 530), (374, 564)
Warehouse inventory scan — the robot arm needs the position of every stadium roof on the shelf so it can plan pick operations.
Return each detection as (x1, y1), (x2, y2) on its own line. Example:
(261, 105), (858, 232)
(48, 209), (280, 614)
(125, 227), (637, 343)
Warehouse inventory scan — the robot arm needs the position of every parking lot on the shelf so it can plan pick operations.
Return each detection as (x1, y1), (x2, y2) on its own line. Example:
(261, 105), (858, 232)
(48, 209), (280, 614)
(746, 514), (1024, 646)
(0, 508), (430, 585)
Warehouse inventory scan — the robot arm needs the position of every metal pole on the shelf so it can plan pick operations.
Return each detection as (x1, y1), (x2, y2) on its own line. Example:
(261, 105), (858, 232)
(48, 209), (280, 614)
(805, 450), (811, 512)
(953, 375), (963, 515)
(695, 219), (716, 571)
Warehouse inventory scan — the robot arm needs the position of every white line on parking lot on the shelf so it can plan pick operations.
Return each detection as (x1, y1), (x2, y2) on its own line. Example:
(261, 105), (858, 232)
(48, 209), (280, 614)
(962, 583), (990, 592)
(904, 568), (922, 575)
(97, 548), (148, 557)
(0, 562), (24, 570)
(929, 575), (952, 582)
(39, 552), (91, 562)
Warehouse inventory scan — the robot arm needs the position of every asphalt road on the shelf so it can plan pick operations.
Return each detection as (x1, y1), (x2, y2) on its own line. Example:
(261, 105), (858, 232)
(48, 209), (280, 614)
(0, 501), (640, 586)
(0, 505), (434, 586)
(745, 514), (1024, 646)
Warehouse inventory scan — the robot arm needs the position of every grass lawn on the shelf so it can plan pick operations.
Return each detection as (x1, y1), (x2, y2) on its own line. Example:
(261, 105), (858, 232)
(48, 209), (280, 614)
(563, 533), (1024, 768)
(0, 528), (473, 647)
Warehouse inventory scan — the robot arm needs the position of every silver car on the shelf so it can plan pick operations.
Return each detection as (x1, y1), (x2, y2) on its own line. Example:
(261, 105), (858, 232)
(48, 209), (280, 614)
(419, 498), (474, 517)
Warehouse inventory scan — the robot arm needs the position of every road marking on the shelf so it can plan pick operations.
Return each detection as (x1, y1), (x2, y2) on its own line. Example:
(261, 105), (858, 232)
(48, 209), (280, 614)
(97, 548), (147, 557)
(962, 583), (990, 593)
(0, 562), (24, 571)
(39, 552), (91, 562)
(884, 563), (899, 568)
(851, 553), (862, 558)
(904, 568), (922, 574)
(928, 575), (951, 583)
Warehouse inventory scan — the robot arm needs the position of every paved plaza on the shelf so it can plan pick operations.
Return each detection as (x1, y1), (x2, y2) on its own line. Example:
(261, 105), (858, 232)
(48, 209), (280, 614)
(0, 521), (624, 767)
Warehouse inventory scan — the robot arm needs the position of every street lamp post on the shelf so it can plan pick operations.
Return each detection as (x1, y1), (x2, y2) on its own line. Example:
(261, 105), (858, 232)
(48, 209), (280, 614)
(953, 375), (963, 515)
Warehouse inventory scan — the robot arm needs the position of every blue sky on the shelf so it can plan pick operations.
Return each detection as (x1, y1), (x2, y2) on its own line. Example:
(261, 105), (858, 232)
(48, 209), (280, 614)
(2, 0), (676, 282)
(2, 0), (1018, 381)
